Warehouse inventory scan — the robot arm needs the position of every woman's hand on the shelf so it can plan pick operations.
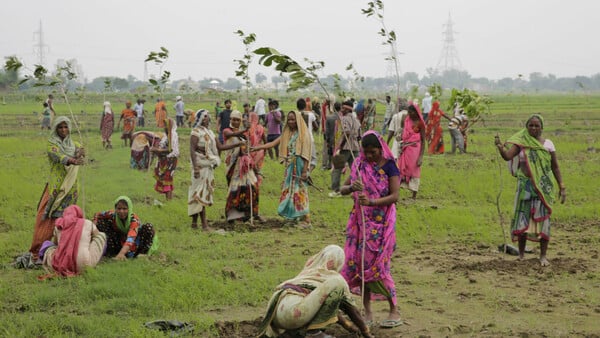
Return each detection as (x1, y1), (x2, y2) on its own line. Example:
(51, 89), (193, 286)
(69, 157), (84, 165)
(559, 186), (566, 204)
(417, 155), (423, 167)
(494, 135), (504, 149)
(76, 147), (86, 158)
(358, 193), (370, 206)
(300, 171), (308, 181)
(351, 180), (364, 192)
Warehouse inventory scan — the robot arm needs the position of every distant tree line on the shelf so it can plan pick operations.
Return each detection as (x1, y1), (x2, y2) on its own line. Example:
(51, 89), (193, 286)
(1, 68), (599, 94)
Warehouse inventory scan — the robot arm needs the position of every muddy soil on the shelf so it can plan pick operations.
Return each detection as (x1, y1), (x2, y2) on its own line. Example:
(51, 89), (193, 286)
(203, 221), (600, 337)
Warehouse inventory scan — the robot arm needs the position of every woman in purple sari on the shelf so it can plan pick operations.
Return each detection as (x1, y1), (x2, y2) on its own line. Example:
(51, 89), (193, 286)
(340, 131), (402, 328)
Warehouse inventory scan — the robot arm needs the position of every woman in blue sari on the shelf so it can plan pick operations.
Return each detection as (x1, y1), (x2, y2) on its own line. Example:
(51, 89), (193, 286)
(253, 110), (312, 227)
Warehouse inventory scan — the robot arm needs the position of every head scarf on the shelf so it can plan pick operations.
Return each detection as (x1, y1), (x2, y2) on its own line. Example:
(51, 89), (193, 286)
(49, 116), (76, 157)
(113, 195), (133, 233)
(164, 118), (177, 153)
(277, 244), (348, 288)
(358, 130), (395, 163)
(278, 110), (312, 162)
(192, 109), (209, 129)
(526, 114), (544, 129)
(229, 110), (242, 129)
(104, 101), (112, 114)
(506, 113), (555, 209)
(52, 205), (85, 276)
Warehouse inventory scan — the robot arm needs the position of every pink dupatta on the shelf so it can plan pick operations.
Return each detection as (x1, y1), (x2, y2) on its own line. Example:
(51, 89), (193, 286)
(52, 205), (85, 276)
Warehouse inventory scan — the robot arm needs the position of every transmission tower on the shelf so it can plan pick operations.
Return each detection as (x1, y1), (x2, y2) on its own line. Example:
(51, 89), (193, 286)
(33, 20), (50, 66)
(435, 13), (462, 73)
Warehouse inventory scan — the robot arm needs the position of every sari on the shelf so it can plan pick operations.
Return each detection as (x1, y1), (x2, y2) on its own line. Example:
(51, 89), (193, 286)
(277, 111), (312, 220)
(94, 196), (158, 258)
(507, 114), (556, 242)
(258, 245), (354, 337)
(41, 205), (106, 276)
(398, 106), (425, 192)
(188, 110), (221, 216)
(100, 102), (114, 142)
(223, 116), (259, 221)
(130, 131), (164, 169)
(155, 101), (167, 128)
(29, 116), (81, 259)
(425, 101), (445, 154)
(120, 107), (137, 139)
(248, 112), (266, 182)
(341, 131), (398, 305)
(154, 118), (179, 194)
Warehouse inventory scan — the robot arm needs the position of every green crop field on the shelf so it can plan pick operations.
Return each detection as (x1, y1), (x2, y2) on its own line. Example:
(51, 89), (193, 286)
(0, 93), (599, 337)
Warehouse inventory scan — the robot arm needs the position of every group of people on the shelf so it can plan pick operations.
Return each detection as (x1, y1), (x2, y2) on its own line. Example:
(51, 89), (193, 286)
(99, 100), (140, 149)
(24, 94), (566, 336)
(22, 116), (158, 279)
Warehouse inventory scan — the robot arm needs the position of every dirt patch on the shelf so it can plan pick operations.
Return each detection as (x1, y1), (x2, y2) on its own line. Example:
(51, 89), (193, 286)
(213, 317), (404, 338)
(0, 218), (11, 233)
(209, 218), (289, 232)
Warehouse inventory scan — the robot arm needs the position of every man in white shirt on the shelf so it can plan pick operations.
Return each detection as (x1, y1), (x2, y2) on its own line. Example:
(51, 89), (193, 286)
(378, 95), (395, 135)
(174, 96), (184, 127)
(255, 96), (266, 125)
(422, 92), (432, 122)
(133, 99), (145, 127)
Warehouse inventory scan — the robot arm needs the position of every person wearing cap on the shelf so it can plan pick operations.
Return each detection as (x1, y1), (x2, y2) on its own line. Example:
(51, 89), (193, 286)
(174, 96), (185, 127)
(255, 96), (266, 125)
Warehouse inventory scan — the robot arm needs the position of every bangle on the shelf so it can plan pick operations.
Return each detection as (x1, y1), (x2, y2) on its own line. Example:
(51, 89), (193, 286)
(369, 199), (374, 206)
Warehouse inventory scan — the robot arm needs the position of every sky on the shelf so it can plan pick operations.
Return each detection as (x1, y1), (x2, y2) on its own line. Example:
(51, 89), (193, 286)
(1, 0), (599, 83)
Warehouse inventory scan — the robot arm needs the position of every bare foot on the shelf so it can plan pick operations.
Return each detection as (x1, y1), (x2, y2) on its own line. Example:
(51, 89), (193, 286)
(517, 255), (524, 262)
(540, 257), (550, 267)
(201, 225), (212, 232)
(191, 223), (198, 230)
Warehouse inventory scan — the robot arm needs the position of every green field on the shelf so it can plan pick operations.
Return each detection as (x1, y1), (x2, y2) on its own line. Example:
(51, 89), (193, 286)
(0, 93), (599, 337)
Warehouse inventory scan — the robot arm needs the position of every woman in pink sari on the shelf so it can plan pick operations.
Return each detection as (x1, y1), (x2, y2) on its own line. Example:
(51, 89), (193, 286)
(340, 131), (402, 328)
(40, 205), (106, 277)
(398, 104), (425, 199)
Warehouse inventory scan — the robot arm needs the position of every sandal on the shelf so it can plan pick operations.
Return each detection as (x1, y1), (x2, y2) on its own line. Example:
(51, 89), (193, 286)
(379, 319), (403, 328)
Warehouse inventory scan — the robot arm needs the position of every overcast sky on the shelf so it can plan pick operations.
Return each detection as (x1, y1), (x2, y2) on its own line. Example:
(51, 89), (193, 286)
(2, 0), (598, 83)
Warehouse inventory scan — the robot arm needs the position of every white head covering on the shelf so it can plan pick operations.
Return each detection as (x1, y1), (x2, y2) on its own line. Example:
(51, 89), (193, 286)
(103, 101), (112, 114)
(229, 110), (242, 128)
(176, 96), (182, 101)
(192, 109), (209, 129)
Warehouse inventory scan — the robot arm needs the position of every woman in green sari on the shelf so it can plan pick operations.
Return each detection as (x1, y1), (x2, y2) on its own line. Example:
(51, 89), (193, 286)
(495, 114), (566, 266)
(258, 245), (373, 338)
(29, 116), (85, 260)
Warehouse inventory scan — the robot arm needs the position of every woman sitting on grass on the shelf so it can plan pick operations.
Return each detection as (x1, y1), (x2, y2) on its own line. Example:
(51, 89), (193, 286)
(94, 196), (157, 260)
(258, 245), (373, 338)
(39, 205), (106, 277)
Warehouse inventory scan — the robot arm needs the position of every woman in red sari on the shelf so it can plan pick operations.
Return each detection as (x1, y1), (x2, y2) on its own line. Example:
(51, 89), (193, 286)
(152, 118), (179, 200)
(248, 112), (267, 181)
(425, 101), (450, 155)
(398, 104), (426, 199)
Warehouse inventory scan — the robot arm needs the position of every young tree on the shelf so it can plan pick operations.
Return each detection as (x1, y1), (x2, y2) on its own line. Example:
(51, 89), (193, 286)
(145, 47), (170, 98)
(362, 0), (402, 99)
(234, 30), (256, 102)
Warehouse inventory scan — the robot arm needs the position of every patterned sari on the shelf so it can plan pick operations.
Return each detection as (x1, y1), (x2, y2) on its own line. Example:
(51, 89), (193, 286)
(30, 117), (81, 259)
(188, 110), (221, 216)
(154, 118), (179, 194)
(341, 131), (398, 304)
(507, 116), (556, 242)
(130, 131), (164, 170)
(224, 126), (259, 221)
(258, 245), (354, 337)
(277, 111), (312, 220)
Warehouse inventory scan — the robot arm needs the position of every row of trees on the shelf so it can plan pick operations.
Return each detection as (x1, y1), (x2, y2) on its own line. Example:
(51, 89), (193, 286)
(2, 67), (598, 94)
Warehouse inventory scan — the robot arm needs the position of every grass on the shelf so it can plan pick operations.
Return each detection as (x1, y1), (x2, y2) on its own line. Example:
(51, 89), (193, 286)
(0, 93), (599, 336)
